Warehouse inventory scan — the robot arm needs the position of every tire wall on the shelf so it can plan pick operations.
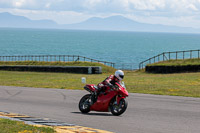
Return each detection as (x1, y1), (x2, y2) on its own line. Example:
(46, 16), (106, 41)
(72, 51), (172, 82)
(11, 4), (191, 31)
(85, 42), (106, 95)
(146, 65), (200, 73)
(0, 65), (102, 74)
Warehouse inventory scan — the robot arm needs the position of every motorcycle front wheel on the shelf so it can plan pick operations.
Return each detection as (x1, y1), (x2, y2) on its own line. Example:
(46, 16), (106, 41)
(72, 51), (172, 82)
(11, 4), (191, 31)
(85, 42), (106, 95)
(79, 94), (91, 113)
(110, 98), (128, 116)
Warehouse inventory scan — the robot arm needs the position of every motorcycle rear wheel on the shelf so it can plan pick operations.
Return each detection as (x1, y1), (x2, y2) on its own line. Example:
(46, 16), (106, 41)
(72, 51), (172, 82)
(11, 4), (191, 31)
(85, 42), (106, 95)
(79, 94), (91, 113)
(110, 98), (128, 116)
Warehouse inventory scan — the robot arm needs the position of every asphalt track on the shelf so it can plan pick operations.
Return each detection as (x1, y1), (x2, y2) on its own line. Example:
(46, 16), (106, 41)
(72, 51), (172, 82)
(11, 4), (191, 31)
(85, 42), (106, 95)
(0, 86), (200, 133)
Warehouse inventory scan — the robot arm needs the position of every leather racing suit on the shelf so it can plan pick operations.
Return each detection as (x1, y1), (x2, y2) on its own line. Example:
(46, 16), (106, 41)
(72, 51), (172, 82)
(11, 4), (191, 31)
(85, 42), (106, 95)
(90, 75), (120, 104)
(97, 75), (120, 94)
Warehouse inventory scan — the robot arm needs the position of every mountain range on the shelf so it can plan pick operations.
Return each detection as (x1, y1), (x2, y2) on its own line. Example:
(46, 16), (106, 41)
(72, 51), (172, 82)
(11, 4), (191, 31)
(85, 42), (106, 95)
(0, 12), (199, 33)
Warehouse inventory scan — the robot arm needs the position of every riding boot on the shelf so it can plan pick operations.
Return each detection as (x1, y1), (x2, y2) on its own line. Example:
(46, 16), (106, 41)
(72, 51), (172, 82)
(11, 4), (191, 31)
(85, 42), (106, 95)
(90, 92), (96, 104)
(91, 87), (102, 104)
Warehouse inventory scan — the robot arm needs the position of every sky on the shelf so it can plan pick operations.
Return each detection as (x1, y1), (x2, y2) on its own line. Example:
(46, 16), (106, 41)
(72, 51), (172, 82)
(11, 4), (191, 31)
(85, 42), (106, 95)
(0, 0), (200, 28)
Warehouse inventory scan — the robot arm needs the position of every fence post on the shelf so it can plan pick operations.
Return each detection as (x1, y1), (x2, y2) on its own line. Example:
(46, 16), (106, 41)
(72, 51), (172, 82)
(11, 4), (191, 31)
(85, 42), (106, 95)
(139, 63), (143, 70)
(169, 52), (171, 60)
(198, 50), (200, 59)
(190, 50), (192, 59)
(183, 51), (185, 60)
(163, 53), (165, 61)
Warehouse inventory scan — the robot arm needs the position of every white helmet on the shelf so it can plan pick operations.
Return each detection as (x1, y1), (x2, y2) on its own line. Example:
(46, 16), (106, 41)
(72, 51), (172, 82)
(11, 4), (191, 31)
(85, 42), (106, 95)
(115, 70), (124, 81)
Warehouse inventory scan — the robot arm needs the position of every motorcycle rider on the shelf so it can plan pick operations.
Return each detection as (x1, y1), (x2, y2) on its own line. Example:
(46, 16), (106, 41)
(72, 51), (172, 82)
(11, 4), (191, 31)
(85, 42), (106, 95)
(97, 70), (124, 91)
(91, 70), (124, 103)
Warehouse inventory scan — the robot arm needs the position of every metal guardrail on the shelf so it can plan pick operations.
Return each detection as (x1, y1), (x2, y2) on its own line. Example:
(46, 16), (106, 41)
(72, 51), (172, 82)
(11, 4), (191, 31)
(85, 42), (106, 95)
(139, 49), (200, 69)
(0, 55), (115, 68)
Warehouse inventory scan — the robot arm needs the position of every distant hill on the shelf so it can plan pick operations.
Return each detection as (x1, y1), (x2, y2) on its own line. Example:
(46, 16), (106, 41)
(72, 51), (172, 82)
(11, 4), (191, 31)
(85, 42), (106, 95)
(0, 12), (58, 29)
(0, 12), (199, 33)
(63, 15), (200, 33)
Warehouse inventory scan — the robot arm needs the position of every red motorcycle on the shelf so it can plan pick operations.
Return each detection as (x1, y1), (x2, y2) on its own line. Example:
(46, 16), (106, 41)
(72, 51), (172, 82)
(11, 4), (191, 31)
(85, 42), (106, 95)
(79, 82), (128, 116)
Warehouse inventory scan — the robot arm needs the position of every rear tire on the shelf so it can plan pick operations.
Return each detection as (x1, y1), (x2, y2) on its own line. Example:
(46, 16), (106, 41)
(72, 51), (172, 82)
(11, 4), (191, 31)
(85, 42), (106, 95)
(79, 94), (91, 113)
(110, 98), (128, 116)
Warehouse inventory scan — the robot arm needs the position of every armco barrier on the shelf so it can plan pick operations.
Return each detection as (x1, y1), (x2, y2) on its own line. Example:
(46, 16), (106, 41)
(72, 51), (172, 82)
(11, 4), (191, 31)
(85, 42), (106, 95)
(0, 66), (102, 74)
(146, 65), (200, 73)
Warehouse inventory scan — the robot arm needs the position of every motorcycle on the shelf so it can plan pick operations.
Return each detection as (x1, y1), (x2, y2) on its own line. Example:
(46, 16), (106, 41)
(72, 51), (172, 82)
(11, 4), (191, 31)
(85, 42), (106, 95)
(79, 82), (129, 116)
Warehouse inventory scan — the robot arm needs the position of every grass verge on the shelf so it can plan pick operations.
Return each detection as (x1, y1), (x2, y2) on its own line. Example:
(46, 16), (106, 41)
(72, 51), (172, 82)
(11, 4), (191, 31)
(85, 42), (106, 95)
(0, 118), (55, 133)
(0, 61), (115, 73)
(0, 70), (199, 97)
(147, 58), (200, 66)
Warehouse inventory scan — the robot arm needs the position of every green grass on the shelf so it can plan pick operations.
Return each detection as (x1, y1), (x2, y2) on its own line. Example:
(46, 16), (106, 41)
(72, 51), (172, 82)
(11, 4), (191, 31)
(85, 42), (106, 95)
(0, 61), (115, 73)
(0, 118), (55, 133)
(0, 60), (200, 97)
(147, 58), (200, 66)
(125, 71), (200, 97)
(0, 70), (200, 97)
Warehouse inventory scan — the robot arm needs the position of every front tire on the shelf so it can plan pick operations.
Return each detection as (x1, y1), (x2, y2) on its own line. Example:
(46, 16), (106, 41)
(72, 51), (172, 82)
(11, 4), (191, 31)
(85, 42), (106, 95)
(79, 94), (91, 113)
(110, 98), (128, 116)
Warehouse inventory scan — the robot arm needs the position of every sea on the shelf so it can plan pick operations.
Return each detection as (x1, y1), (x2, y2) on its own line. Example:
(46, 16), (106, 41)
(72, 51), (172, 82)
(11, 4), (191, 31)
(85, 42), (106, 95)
(0, 28), (200, 69)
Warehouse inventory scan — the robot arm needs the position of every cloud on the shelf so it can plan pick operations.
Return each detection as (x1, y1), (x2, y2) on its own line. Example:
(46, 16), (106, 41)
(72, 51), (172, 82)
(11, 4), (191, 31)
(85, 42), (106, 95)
(0, 0), (200, 13)
(187, 4), (198, 11)
(126, 0), (166, 10)
(0, 0), (200, 28)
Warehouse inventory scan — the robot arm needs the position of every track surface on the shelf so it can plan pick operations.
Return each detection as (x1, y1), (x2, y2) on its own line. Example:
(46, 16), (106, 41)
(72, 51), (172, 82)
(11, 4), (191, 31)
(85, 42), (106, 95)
(0, 86), (200, 133)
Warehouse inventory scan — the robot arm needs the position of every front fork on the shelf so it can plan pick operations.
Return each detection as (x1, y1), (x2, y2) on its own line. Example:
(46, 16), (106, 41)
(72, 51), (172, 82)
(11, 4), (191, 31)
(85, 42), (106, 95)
(116, 95), (125, 105)
(113, 95), (121, 105)
(114, 95), (118, 105)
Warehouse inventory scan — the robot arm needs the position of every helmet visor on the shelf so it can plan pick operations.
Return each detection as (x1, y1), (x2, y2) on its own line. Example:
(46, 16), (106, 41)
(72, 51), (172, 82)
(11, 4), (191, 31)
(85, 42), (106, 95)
(119, 75), (124, 79)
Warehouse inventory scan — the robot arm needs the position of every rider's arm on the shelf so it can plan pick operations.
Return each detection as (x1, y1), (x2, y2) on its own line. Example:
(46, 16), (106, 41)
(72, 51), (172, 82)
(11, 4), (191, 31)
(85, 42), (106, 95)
(104, 75), (115, 88)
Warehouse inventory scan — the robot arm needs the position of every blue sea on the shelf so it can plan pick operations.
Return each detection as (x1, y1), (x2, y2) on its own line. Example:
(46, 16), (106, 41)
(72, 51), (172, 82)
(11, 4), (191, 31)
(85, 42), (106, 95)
(0, 28), (200, 69)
